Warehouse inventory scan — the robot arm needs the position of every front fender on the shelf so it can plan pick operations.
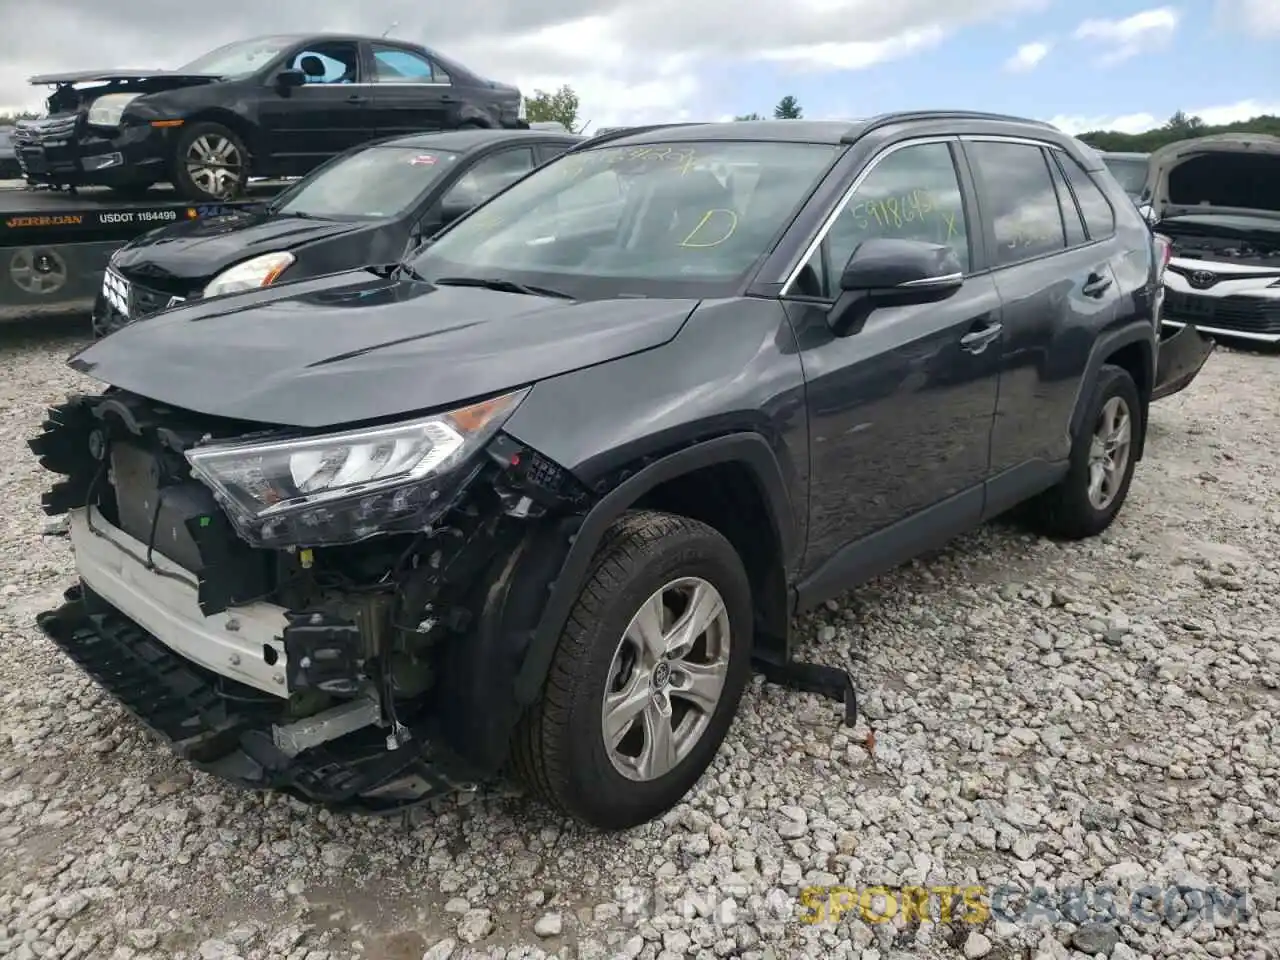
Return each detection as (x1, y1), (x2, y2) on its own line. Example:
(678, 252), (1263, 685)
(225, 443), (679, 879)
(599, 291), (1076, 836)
(511, 432), (797, 706)
(433, 432), (794, 777)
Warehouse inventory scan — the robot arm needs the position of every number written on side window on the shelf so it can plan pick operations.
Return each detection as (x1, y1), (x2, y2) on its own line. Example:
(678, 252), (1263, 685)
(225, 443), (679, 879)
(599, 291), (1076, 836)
(1056, 153), (1116, 240)
(796, 142), (971, 298)
(968, 141), (1066, 266)
(1045, 150), (1087, 247)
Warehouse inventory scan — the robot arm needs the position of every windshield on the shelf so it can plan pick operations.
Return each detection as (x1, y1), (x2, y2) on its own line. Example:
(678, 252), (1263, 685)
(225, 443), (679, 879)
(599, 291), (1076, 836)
(179, 37), (295, 78)
(408, 139), (841, 298)
(272, 146), (460, 219)
(1103, 157), (1148, 198)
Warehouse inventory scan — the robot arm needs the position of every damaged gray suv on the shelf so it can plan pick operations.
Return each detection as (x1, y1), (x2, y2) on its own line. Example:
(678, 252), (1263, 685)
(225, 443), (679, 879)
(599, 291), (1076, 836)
(32, 113), (1204, 830)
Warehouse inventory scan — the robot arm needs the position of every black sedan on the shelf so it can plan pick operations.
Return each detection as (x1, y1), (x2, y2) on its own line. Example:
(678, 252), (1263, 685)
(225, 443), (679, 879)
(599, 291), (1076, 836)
(92, 128), (579, 338)
(15, 33), (528, 201)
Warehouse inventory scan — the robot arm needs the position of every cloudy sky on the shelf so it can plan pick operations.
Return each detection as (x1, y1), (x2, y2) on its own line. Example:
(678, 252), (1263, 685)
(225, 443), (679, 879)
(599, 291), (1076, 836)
(0, 0), (1276, 134)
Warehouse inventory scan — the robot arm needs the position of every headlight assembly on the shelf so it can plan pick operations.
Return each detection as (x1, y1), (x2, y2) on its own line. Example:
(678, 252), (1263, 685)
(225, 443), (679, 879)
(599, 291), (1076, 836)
(87, 93), (143, 127)
(203, 251), (295, 298)
(185, 389), (528, 547)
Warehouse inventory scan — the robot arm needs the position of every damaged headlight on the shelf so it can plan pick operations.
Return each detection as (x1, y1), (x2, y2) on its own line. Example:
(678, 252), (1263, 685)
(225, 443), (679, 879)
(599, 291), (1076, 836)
(88, 93), (143, 127)
(185, 389), (528, 547)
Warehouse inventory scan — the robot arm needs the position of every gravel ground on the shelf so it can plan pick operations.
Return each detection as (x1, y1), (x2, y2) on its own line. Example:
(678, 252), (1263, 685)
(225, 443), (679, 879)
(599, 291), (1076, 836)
(0, 318), (1277, 960)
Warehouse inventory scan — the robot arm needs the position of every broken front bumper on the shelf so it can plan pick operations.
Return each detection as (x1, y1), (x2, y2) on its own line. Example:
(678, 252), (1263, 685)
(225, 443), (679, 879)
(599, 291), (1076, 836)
(1152, 322), (1215, 401)
(36, 507), (479, 812)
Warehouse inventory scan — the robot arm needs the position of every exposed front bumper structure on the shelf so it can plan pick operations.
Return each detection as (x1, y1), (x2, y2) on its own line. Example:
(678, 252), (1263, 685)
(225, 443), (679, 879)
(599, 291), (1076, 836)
(68, 505), (289, 695)
(37, 504), (481, 812)
(37, 580), (479, 812)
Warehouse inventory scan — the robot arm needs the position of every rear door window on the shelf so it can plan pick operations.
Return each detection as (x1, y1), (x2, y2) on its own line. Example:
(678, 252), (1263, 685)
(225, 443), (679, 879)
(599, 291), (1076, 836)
(967, 140), (1067, 267)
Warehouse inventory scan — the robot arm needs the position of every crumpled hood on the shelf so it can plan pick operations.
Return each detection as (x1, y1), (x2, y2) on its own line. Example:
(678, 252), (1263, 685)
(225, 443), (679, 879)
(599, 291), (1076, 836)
(28, 69), (222, 85)
(1149, 133), (1280, 220)
(113, 212), (372, 287)
(69, 269), (700, 429)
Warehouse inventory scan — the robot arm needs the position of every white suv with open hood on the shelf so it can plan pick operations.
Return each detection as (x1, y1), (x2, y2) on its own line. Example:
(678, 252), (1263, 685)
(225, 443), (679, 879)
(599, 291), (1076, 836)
(1142, 133), (1280, 343)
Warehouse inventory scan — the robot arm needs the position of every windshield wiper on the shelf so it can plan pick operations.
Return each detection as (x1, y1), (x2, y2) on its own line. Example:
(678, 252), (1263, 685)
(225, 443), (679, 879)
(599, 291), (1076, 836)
(394, 262), (428, 281)
(432, 276), (575, 299)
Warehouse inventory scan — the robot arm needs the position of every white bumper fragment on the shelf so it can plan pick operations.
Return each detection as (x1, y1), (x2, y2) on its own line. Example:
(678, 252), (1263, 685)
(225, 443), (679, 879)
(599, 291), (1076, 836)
(68, 506), (291, 698)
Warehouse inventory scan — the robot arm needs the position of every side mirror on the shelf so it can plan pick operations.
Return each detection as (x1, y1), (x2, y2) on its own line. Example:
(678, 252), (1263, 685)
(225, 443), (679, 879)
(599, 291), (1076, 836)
(829, 238), (963, 336)
(275, 68), (306, 89)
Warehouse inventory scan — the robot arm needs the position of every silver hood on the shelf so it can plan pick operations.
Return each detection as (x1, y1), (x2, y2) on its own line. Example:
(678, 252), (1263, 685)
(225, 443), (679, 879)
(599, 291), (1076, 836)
(1148, 133), (1280, 222)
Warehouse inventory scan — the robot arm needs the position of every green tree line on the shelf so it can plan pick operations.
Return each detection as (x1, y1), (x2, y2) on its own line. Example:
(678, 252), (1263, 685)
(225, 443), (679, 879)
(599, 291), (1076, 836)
(1076, 110), (1280, 152)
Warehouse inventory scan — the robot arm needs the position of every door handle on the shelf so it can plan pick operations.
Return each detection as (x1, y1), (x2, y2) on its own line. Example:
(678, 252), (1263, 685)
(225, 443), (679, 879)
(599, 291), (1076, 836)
(1082, 272), (1113, 297)
(346, 93), (367, 103)
(960, 321), (1003, 354)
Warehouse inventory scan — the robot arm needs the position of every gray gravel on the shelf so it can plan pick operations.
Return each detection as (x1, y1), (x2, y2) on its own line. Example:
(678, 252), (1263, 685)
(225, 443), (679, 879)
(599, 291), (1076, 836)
(0, 319), (1277, 960)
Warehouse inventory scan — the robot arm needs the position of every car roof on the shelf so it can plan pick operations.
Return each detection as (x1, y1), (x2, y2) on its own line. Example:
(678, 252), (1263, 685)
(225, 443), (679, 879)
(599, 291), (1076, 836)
(586, 111), (1065, 149)
(372, 129), (582, 152)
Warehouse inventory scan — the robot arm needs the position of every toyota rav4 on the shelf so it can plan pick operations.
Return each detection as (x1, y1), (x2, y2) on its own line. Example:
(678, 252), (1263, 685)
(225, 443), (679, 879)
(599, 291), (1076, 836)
(33, 113), (1206, 830)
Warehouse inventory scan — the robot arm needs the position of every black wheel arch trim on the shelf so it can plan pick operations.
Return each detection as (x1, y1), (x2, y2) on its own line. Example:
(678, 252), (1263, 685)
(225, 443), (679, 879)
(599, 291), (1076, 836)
(510, 432), (797, 707)
(1068, 321), (1156, 461)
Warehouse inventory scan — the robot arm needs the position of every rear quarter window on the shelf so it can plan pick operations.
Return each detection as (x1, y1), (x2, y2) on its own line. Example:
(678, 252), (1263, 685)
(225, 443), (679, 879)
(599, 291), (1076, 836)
(1057, 153), (1116, 240)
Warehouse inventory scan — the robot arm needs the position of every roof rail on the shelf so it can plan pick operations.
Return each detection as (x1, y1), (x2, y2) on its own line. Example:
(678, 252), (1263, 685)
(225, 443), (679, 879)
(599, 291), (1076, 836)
(844, 110), (1059, 143)
(564, 122), (705, 153)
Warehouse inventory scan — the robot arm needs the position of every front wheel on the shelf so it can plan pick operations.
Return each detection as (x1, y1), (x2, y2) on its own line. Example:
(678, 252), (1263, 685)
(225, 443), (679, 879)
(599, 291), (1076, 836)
(512, 511), (753, 830)
(170, 122), (249, 201)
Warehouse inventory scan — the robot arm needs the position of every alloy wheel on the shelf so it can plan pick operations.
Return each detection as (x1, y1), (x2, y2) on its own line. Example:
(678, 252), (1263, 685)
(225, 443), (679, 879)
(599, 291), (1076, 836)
(601, 577), (732, 782)
(185, 134), (243, 199)
(1087, 395), (1132, 510)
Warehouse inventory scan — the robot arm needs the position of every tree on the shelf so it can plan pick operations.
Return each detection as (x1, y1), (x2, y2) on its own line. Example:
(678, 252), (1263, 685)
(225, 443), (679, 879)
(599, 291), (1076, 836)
(1164, 110), (1205, 134)
(773, 96), (803, 120)
(524, 85), (581, 133)
(0, 110), (39, 123)
(734, 112), (764, 121)
(1075, 112), (1279, 153)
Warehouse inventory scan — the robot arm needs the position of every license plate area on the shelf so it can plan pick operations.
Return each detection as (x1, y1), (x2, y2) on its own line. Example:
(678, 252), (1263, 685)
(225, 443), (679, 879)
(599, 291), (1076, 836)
(19, 148), (47, 173)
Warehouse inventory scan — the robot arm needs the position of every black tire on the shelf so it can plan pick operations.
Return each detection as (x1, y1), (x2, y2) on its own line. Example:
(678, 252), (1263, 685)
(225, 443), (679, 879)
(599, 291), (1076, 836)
(511, 510), (753, 830)
(170, 121), (249, 202)
(1023, 363), (1142, 539)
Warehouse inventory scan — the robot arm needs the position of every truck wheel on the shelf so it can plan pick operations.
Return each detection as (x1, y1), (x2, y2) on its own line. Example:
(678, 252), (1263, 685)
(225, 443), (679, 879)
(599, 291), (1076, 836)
(171, 122), (248, 202)
(512, 511), (752, 830)
(1024, 363), (1142, 540)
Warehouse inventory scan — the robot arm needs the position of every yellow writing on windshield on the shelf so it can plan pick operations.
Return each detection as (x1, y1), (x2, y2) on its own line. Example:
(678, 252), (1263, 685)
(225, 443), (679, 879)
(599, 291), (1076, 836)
(851, 189), (960, 240)
(554, 145), (702, 179)
(679, 209), (737, 248)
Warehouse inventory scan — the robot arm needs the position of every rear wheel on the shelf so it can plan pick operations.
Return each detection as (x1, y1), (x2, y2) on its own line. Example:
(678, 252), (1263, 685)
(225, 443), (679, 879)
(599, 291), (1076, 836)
(511, 511), (753, 830)
(171, 122), (248, 201)
(1023, 363), (1141, 539)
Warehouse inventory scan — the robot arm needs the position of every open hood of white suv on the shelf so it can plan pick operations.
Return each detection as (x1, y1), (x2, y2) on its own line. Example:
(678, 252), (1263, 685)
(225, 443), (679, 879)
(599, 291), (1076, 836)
(1146, 133), (1280, 223)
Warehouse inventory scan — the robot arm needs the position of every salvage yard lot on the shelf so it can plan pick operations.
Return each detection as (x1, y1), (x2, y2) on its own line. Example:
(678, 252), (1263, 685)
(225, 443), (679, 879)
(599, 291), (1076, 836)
(0, 320), (1276, 960)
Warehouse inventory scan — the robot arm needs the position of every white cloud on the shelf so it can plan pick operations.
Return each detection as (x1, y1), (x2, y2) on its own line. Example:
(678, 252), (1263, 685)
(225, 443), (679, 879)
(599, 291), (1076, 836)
(1073, 7), (1180, 66)
(757, 25), (948, 72)
(1216, 0), (1280, 35)
(1004, 40), (1051, 72)
(0, 0), (1049, 126)
(1048, 112), (1160, 135)
(1047, 98), (1280, 136)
